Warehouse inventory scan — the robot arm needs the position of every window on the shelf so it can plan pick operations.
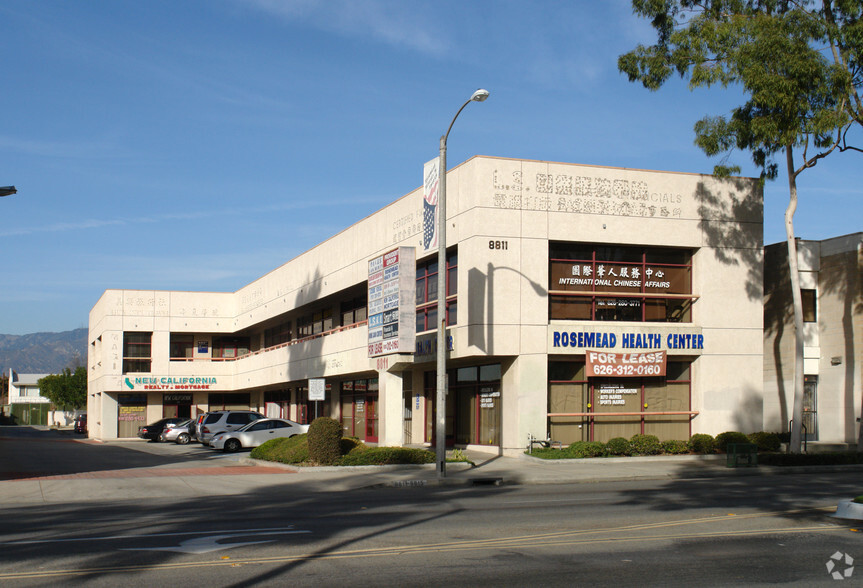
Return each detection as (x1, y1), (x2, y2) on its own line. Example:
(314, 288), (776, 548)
(264, 321), (292, 347)
(340, 296), (368, 327)
(801, 289), (817, 323)
(549, 243), (693, 322)
(123, 332), (152, 373)
(169, 334), (194, 360)
(296, 308), (334, 338)
(416, 250), (457, 332)
(212, 337), (250, 359)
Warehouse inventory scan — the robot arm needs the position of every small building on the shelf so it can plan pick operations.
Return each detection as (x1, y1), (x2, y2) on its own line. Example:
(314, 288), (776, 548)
(87, 156), (764, 453)
(763, 233), (863, 446)
(6, 369), (51, 425)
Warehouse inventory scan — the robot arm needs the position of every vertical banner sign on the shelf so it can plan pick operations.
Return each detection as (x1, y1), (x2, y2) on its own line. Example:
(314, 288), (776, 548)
(423, 158), (440, 252)
(368, 246), (417, 357)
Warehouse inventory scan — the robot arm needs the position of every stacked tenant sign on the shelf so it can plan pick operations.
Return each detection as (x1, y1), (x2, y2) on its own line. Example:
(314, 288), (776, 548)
(367, 247), (416, 357)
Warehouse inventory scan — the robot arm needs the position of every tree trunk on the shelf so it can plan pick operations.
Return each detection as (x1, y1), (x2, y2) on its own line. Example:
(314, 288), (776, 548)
(785, 146), (806, 454)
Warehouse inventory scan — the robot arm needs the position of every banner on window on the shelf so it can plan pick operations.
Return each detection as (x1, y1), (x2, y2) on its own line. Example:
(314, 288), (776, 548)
(585, 349), (666, 378)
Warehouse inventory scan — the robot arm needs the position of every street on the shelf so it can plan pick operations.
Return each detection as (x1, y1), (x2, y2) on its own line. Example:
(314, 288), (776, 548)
(1, 426), (860, 586)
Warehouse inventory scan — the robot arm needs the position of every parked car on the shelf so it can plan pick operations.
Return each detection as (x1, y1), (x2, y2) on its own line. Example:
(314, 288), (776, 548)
(210, 418), (309, 452)
(73, 414), (87, 434)
(198, 410), (264, 445)
(137, 417), (185, 441)
(190, 414), (205, 442)
(159, 419), (193, 444)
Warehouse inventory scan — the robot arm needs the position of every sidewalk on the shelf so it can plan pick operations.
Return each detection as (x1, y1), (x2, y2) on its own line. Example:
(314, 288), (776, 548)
(2, 444), (862, 505)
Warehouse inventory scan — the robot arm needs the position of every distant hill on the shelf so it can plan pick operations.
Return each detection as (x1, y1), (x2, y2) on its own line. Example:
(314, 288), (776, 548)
(0, 328), (88, 375)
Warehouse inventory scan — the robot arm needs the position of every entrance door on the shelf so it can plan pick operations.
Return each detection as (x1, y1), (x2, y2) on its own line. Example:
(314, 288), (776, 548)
(803, 375), (818, 441)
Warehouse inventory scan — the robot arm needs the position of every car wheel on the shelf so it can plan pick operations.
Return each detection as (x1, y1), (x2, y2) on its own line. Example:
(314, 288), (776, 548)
(176, 433), (190, 445)
(224, 438), (241, 453)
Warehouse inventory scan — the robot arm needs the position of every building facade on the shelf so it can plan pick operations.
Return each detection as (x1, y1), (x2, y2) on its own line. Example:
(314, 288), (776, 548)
(88, 156), (764, 454)
(5, 369), (60, 426)
(763, 233), (862, 446)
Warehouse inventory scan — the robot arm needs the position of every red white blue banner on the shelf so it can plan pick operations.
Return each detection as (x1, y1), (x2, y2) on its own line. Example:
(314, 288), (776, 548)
(423, 157), (440, 251)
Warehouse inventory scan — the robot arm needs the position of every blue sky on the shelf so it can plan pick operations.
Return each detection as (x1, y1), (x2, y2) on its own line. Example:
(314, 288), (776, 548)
(1, 0), (860, 336)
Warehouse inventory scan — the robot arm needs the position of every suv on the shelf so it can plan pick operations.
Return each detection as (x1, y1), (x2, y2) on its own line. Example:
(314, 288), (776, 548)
(198, 410), (264, 445)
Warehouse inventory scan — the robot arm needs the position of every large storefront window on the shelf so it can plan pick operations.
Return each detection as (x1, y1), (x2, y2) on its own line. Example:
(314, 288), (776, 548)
(416, 250), (457, 333)
(207, 393), (251, 410)
(264, 322), (292, 348)
(341, 378), (378, 442)
(548, 360), (692, 444)
(296, 384), (332, 424)
(424, 364), (501, 446)
(123, 332), (152, 373)
(163, 393), (192, 419)
(118, 393), (147, 437)
(549, 243), (693, 322)
(264, 389), (291, 418)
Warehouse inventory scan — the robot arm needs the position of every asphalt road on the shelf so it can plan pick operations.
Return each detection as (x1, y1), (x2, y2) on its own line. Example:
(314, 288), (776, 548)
(1, 426), (861, 587)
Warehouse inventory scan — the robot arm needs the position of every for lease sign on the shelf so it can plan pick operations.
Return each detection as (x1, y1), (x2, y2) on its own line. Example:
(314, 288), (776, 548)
(585, 349), (667, 378)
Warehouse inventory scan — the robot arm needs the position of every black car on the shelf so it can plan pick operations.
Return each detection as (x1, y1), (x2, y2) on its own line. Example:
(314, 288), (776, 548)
(138, 417), (184, 441)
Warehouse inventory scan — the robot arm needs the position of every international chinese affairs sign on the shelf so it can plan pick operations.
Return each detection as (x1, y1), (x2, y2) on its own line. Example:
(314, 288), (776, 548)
(368, 247), (416, 357)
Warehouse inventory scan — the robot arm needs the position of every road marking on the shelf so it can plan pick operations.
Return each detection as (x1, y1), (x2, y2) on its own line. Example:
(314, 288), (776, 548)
(0, 525), (847, 581)
(120, 531), (305, 554)
(1, 527), (310, 546)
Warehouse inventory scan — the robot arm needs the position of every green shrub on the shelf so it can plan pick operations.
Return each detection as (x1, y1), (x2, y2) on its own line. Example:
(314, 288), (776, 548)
(662, 439), (690, 454)
(854, 495), (863, 504)
(340, 436), (367, 455)
(630, 434), (662, 455)
(307, 417), (343, 465)
(689, 434), (715, 454)
(567, 441), (606, 458)
(339, 447), (435, 466)
(759, 452), (863, 467)
(715, 431), (751, 453)
(747, 431), (781, 452)
(605, 437), (631, 456)
(527, 447), (574, 459)
(250, 434), (309, 464)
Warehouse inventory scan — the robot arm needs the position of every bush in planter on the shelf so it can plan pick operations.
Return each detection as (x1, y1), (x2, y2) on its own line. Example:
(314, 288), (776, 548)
(307, 417), (343, 465)
(662, 439), (690, 454)
(340, 447), (435, 465)
(605, 437), (631, 456)
(715, 431), (751, 453)
(689, 433), (715, 454)
(630, 434), (662, 455)
(567, 441), (606, 458)
(250, 434), (309, 464)
(747, 431), (781, 452)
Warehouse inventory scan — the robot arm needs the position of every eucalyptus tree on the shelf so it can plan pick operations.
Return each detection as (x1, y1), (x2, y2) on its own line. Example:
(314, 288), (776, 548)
(619, 0), (862, 452)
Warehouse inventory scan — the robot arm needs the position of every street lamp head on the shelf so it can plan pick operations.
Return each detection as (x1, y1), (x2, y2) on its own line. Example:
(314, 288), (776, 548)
(0, 186), (17, 197)
(470, 89), (490, 102)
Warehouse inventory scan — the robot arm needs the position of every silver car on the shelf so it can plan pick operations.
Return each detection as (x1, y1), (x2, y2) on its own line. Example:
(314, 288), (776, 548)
(210, 418), (309, 453)
(159, 419), (193, 444)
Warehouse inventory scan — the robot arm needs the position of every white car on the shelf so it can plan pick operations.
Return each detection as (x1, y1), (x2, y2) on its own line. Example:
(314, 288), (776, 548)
(210, 418), (309, 452)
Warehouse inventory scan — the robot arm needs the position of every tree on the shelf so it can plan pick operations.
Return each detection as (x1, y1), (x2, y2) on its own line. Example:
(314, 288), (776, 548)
(619, 0), (862, 453)
(38, 367), (87, 411)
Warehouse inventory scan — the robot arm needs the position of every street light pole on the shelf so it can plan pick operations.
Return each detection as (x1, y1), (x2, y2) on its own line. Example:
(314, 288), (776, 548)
(436, 89), (489, 478)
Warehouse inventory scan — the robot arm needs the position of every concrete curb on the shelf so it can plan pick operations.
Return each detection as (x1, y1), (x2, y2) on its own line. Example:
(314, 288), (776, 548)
(833, 500), (863, 521)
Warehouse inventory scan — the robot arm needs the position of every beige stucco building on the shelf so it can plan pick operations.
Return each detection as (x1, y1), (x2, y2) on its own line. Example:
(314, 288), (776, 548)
(88, 156), (764, 454)
(764, 233), (862, 446)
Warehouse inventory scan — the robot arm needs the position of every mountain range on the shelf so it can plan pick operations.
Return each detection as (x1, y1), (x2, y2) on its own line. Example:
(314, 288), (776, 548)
(0, 328), (88, 375)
